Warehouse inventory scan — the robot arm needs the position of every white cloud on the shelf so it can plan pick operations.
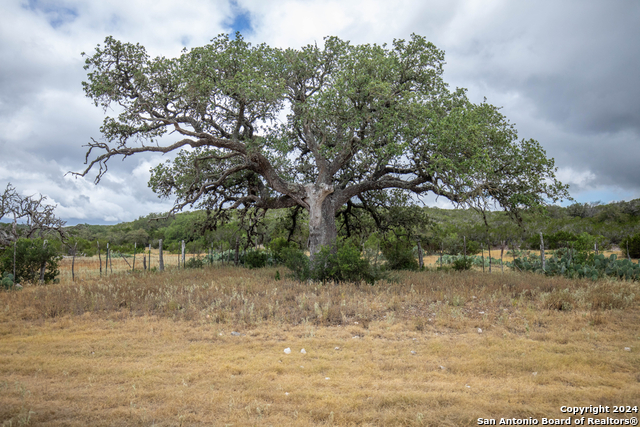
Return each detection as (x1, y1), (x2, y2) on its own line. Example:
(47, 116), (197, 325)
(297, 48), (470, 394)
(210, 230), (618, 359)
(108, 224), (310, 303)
(1, 0), (639, 226)
(556, 167), (596, 189)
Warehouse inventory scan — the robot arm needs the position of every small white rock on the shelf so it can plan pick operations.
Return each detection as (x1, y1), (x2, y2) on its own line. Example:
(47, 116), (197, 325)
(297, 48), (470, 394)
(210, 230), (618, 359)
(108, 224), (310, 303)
(532, 372), (538, 376)
(325, 377), (330, 380)
(285, 392), (289, 396)
(300, 348), (306, 354)
(354, 321), (358, 324)
(284, 347), (291, 354)
(466, 385), (471, 388)
(411, 351), (417, 355)
(439, 365), (446, 370)
(625, 347), (631, 352)
(334, 347), (340, 350)
(479, 311), (485, 314)
(352, 335), (360, 339)
(478, 328), (483, 333)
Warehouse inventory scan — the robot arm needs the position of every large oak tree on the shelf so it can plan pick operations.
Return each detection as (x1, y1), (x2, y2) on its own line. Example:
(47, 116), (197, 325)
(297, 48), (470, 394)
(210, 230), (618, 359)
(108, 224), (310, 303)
(74, 34), (569, 257)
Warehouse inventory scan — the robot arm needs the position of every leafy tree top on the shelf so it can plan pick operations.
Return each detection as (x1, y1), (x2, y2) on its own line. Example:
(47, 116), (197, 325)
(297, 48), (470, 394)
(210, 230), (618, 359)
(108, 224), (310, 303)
(73, 33), (569, 253)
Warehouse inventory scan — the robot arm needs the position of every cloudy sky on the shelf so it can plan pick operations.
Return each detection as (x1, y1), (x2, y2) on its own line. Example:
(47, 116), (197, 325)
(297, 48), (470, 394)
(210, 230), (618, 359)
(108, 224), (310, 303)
(1, 0), (639, 225)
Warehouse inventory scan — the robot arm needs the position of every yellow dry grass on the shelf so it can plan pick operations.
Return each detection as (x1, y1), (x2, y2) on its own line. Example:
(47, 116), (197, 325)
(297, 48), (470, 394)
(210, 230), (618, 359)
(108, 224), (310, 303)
(1, 266), (639, 426)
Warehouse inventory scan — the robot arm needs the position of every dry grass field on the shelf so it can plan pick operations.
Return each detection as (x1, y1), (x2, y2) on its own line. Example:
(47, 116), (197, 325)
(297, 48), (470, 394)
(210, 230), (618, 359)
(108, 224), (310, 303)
(1, 263), (639, 426)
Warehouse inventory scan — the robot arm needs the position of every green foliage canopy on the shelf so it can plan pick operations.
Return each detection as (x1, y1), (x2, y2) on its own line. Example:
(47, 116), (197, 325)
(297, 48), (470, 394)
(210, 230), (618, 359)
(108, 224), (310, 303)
(75, 34), (569, 254)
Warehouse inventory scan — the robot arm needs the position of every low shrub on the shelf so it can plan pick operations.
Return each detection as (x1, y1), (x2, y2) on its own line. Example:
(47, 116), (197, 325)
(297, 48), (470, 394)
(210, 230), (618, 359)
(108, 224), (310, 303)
(269, 237), (298, 265)
(381, 239), (418, 271)
(0, 238), (61, 284)
(281, 241), (381, 284)
(281, 247), (310, 281)
(185, 256), (204, 269)
(1, 272), (15, 290)
(311, 242), (377, 284)
(620, 233), (640, 258)
(452, 257), (474, 271)
(243, 249), (270, 269)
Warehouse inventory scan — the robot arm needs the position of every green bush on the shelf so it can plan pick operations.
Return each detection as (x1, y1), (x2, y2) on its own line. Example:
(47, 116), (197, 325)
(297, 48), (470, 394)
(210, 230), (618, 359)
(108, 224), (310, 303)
(0, 238), (61, 284)
(452, 257), (474, 271)
(620, 233), (640, 258)
(311, 242), (376, 284)
(243, 249), (270, 269)
(185, 256), (204, 269)
(443, 238), (481, 256)
(269, 237), (297, 265)
(1, 272), (15, 290)
(527, 231), (608, 252)
(381, 239), (418, 271)
(281, 242), (380, 284)
(281, 247), (310, 281)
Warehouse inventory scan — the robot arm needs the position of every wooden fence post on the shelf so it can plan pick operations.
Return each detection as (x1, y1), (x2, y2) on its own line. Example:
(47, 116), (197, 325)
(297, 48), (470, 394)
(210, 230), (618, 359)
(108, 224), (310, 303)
(72, 242), (77, 282)
(13, 241), (16, 283)
(98, 241), (102, 276)
(181, 240), (185, 268)
(463, 236), (467, 262)
(417, 240), (424, 269)
(109, 244), (113, 274)
(159, 239), (164, 271)
(540, 232), (545, 272)
(510, 240), (522, 272)
(234, 237), (240, 266)
(133, 242), (136, 272)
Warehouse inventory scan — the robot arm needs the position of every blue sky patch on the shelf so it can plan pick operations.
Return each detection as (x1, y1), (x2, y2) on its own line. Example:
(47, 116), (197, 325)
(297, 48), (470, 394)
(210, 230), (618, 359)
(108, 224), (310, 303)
(226, 0), (252, 37)
(22, 0), (78, 29)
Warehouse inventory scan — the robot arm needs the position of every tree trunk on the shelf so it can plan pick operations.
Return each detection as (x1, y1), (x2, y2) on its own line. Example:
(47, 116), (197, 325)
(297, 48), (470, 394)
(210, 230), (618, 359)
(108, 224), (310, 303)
(305, 184), (337, 259)
(72, 242), (77, 282)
